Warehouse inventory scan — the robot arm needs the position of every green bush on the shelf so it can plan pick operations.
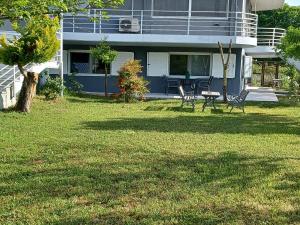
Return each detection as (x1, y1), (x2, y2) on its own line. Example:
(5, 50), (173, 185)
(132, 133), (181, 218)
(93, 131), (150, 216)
(41, 76), (64, 100)
(284, 66), (300, 95)
(67, 73), (84, 95)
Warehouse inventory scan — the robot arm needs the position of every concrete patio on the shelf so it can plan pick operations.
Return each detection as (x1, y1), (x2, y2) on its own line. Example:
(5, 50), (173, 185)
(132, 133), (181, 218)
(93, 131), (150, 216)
(84, 87), (279, 102)
(145, 87), (278, 102)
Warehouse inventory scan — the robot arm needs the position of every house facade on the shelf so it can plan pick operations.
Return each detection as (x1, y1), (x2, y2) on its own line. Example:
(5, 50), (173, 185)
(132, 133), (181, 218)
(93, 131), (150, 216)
(62, 0), (284, 95)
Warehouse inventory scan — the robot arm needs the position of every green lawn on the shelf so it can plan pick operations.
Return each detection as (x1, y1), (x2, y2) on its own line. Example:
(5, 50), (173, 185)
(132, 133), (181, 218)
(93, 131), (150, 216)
(0, 96), (299, 225)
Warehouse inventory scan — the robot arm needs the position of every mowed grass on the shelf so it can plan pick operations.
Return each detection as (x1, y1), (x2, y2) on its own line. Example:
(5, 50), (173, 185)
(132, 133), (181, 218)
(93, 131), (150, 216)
(0, 95), (299, 225)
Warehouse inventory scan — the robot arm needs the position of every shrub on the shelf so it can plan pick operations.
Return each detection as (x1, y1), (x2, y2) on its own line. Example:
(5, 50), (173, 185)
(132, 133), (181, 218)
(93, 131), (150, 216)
(67, 73), (84, 95)
(117, 60), (149, 102)
(284, 66), (300, 96)
(41, 75), (64, 100)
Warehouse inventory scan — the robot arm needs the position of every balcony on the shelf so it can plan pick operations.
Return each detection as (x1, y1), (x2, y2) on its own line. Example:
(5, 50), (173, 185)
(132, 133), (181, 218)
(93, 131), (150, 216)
(246, 28), (286, 58)
(63, 9), (258, 48)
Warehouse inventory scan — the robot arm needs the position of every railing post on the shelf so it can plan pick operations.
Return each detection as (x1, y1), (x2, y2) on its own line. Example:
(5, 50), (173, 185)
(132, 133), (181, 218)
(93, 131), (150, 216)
(272, 28), (275, 47)
(13, 66), (16, 98)
(140, 10), (143, 34)
(72, 16), (75, 33)
(99, 10), (102, 34)
(93, 9), (96, 33)
(187, 15), (190, 35)
(234, 12), (238, 36)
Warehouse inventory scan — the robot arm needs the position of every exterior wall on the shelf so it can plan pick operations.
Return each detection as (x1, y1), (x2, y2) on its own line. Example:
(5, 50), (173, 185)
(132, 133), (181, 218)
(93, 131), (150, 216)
(64, 0), (252, 38)
(64, 45), (244, 96)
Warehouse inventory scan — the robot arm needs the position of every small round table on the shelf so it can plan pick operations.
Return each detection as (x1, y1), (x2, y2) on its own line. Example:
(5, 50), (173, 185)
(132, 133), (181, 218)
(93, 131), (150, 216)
(201, 91), (221, 112)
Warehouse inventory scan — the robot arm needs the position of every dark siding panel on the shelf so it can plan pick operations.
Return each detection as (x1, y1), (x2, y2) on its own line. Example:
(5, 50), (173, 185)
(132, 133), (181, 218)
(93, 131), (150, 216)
(64, 45), (243, 95)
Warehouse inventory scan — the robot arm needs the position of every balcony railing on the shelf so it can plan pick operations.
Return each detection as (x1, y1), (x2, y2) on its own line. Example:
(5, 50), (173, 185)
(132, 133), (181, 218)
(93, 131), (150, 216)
(257, 28), (286, 47)
(63, 9), (258, 38)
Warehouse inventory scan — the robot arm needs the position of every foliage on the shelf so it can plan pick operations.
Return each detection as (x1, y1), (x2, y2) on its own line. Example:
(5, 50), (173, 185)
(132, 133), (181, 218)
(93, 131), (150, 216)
(277, 27), (300, 61)
(118, 60), (149, 102)
(67, 73), (84, 95)
(0, 0), (124, 23)
(91, 40), (118, 66)
(40, 75), (64, 100)
(284, 65), (300, 95)
(91, 39), (118, 97)
(258, 4), (300, 29)
(0, 16), (60, 68)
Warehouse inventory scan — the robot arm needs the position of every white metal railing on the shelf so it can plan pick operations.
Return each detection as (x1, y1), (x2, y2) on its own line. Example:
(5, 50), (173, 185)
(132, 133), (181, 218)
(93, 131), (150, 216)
(257, 28), (286, 47)
(63, 9), (258, 38)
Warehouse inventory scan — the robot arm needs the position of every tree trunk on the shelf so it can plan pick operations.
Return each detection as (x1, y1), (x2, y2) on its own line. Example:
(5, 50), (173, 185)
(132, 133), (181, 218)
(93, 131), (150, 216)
(104, 64), (108, 97)
(223, 66), (228, 103)
(16, 71), (39, 113)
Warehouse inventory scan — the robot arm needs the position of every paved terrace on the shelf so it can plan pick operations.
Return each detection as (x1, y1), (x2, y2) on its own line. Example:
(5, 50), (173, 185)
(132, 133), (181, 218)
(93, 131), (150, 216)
(84, 87), (279, 102)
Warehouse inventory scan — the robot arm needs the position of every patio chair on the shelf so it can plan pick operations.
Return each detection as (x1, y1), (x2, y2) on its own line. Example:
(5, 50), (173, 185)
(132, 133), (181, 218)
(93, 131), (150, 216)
(227, 89), (249, 113)
(197, 76), (214, 94)
(179, 85), (196, 110)
(165, 77), (180, 95)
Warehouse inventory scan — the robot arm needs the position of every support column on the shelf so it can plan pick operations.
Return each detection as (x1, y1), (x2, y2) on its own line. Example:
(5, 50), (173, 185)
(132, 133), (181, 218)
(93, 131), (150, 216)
(261, 62), (266, 87)
(275, 63), (280, 79)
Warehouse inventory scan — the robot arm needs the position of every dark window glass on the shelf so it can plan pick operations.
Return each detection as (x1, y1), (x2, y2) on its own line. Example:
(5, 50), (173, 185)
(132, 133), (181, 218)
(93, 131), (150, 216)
(153, 0), (189, 17)
(170, 55), (188, 76)
(170, 54), (211, 77)
(190, 55), (211, 76)
(70, 52), (90, 73)
(192, 0), (228, 17)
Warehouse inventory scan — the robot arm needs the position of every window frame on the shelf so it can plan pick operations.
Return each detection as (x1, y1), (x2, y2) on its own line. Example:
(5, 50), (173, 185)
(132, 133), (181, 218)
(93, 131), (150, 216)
(168, 52), (212, 78)
(151, 0), (230, 20)
(68, 50), (112, 77)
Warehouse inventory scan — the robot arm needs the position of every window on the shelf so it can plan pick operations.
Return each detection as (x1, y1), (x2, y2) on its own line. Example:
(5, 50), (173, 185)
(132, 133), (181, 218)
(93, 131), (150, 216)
(170, 55), (188, 76)
(152, 0), (189, 17)
(169, 54), (211, 77)
(191, 0), (228, 17)
(70, 52), (90, 74)
(152, 0), (229, 17)
(70, 52), (111, 74)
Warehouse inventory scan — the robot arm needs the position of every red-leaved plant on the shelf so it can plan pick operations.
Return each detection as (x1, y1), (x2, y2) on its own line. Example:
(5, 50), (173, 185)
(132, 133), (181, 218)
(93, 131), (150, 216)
(117, 60), (149, 102)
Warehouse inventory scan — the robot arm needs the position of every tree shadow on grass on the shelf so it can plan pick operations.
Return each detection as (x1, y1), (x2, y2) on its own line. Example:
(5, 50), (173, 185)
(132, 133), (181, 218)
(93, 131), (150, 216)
(80, 113), (300, 135)
(0, 151), (299, 224)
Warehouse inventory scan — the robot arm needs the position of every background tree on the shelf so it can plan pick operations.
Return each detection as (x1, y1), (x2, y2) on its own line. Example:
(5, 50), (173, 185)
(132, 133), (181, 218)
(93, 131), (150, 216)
(218, 40), (233, 103)
(0, 0), (124, 22)
(258, 4), (300, 30)
(277, 27), (300, 61)
(91, 40), (118, 97)
(0, 0), (124, 112)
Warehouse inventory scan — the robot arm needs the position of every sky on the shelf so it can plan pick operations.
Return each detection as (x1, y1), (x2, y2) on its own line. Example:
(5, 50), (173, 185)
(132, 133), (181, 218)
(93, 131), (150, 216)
(285, 0), (300, 6)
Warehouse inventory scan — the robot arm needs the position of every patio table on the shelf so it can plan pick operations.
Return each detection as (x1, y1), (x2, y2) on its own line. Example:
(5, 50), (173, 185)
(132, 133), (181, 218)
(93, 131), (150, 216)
(201, 91), (221, 112)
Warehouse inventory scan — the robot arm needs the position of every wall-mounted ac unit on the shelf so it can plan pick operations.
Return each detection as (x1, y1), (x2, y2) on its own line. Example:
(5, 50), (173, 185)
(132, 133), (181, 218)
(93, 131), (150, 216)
(119, 18), (140, 33)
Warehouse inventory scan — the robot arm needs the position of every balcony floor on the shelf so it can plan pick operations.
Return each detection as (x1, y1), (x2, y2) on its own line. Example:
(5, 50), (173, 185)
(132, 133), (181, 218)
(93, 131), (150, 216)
(63, 32), (257, 48)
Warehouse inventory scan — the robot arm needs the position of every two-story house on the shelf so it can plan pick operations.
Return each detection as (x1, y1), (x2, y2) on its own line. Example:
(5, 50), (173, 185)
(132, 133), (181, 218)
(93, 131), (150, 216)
(61, 0), (284, 96)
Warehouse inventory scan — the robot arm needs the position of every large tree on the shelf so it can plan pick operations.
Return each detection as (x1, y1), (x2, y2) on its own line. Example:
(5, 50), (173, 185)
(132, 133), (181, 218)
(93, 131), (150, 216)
(0, 0), (124, 112)
(0, 16), (60, 112)
(258, 4), (300, 30)
(277, 27), (300, 61)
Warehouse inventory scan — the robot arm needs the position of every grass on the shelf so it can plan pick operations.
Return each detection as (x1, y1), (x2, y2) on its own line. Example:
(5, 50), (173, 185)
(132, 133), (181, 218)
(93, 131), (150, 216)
(0, 95), (299, 225)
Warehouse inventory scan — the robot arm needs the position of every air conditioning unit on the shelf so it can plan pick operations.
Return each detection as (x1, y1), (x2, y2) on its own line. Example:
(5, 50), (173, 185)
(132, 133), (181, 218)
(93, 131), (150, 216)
(119, 18), (140, 33)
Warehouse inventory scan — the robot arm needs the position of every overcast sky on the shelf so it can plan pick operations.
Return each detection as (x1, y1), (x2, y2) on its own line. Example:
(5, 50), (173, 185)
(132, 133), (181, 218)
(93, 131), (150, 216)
(285, 0), (300, 6)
